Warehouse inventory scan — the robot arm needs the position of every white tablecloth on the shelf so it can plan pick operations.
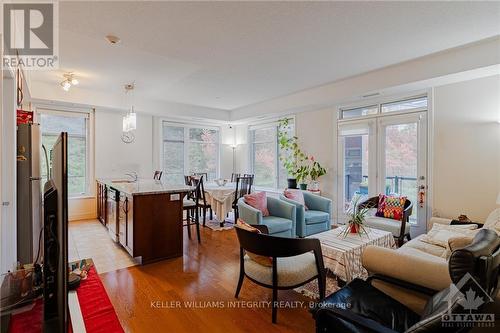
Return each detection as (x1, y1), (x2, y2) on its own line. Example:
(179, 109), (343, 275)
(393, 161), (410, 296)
(204, 183), (236, 222)
(308, 226), (396, 282)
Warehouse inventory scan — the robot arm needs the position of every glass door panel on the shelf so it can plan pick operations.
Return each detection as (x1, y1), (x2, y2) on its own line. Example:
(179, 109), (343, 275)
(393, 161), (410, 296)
(343, 134), (369, 211)
(383, 123), (418, 222)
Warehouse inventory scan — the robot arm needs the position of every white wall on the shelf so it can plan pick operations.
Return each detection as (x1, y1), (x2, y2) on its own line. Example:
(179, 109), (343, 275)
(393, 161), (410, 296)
(432, 75), (500, 222)
(95, 110), (153, 179)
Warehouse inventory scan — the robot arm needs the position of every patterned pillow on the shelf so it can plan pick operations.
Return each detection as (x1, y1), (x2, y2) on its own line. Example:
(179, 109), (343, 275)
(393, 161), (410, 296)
(235, 219), (272, 267)
(376, 194), (407, 221)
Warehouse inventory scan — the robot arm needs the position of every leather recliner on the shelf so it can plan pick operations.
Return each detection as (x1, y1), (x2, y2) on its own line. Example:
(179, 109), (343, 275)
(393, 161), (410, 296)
(312, 229), (500, 333)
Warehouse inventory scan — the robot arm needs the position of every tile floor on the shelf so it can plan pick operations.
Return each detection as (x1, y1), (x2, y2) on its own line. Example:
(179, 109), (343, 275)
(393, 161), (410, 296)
(68, 219), (139, 274)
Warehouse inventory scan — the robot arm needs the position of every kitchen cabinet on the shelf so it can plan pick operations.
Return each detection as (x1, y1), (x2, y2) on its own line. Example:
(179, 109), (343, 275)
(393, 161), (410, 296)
(125, 195), (133, 255)
(106, 186), (118, 242)
(96, 181), (107, 225)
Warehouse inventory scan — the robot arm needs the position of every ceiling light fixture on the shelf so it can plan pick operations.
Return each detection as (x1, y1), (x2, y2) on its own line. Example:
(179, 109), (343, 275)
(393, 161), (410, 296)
(122, 83), (137, 132)
(60, 73), (78, 91)
(105, 35), (121, 45)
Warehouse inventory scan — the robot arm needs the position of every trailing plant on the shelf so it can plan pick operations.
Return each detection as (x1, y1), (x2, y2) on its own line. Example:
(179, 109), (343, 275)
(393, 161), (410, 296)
(278, 118), (309, 180)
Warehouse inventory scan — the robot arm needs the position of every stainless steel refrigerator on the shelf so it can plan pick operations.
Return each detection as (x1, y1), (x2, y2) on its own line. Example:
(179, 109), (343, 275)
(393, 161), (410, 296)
(17, 123), (42, 265)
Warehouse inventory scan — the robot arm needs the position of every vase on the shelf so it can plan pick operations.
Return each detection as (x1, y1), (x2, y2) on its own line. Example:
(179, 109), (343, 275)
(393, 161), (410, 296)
(299, 183), (308, 190)
(310, 180), (320, 191)
(287, 178), (297, 189)
(349, 223), (359, 233)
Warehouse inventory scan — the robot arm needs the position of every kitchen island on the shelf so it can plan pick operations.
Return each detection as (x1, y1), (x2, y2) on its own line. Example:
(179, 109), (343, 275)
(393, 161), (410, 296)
(96, 179), (193, 264)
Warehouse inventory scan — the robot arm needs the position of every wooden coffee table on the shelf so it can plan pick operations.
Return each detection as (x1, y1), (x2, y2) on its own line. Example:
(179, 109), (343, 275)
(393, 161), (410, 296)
(307, 226), (396, 283)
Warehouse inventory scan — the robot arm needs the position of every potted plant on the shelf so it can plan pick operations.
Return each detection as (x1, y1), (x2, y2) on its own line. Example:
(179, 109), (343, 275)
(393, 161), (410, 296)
(295, 165), (310, 190)
(308, 157), (326, 191)
(278, 118), (308, 189)
(341, 196), (370, 237)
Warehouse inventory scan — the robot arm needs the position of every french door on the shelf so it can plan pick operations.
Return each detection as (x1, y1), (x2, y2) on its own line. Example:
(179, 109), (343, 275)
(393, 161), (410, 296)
(338, 112), (428, 236)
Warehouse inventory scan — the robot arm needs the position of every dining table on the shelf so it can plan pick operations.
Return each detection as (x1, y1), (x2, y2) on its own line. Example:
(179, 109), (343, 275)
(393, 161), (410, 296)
(204, 181), (237, 225)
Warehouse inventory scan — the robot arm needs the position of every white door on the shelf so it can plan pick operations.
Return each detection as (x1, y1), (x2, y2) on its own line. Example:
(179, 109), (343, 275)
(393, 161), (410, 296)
(337, 112), (428, 236)
(378, 112), (427, 236)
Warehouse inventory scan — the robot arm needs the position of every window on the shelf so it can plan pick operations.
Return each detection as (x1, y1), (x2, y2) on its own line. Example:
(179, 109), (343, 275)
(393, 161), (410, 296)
(162, 122), (220, 184)
(381, 96), (427, 113)
(249, 120), (293, 189)
(39, 111), (90, 197)
(340, 95), (428, 120)
(341, 105), (378, 119)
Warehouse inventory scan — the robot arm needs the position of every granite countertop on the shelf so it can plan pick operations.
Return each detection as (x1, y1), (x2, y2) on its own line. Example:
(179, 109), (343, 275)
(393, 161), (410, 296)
(97, 178), (194, 196)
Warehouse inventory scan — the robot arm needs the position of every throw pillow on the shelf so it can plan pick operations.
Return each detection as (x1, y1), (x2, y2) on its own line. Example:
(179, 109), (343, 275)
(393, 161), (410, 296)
(283, 189), (308, 210)
(376, 194), (407, 221)
(421, 223), (479, 248)
(244, 191), (270, 217)
(441, 236), (474, 259)
(235, 219), (272, 267)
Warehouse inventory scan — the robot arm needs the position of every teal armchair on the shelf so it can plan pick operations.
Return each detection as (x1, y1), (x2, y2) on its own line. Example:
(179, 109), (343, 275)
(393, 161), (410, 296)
(237, 196), (296, 237)
(280, 191), (332, 237)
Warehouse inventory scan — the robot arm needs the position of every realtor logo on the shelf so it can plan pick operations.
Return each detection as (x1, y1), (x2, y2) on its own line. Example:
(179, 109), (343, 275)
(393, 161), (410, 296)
(439, 273), (495, 328)
(2, 2), (59, 69)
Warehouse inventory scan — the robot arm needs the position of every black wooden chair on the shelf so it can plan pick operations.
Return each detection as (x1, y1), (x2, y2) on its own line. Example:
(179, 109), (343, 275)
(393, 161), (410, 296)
(358, 196), (413, 246)
(153, 170), (162, 180)
(232, 176), (253, 221)
(234, 224), (326, 323)
(231, 173), (241, 182)
(183, 177), (202, 243)
(196, 176), (213, 226)
(193, 172), (208, 182)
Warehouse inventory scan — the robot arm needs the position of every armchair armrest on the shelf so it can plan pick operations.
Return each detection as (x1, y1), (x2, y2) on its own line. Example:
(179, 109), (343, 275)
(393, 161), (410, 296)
(267, 197), (296, 221)
(237, 198), (263, 225)
(280, 195), (305, 237)
(362, 245), (451, 291)
(303, 191), (332, 214)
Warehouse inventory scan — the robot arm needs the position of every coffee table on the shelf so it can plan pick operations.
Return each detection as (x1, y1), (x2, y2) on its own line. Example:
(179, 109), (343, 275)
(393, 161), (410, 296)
(308, 226), (396, 283)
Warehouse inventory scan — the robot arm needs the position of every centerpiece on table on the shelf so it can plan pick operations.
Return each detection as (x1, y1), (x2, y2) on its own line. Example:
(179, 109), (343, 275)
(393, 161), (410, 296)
(341, 196), (370, 237)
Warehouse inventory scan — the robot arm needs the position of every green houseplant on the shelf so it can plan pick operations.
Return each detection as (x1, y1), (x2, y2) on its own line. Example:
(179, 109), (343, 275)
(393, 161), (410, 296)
(278, 118), (309, 189)
(341, 196), (370, 237)
(308, 158), (326, 191)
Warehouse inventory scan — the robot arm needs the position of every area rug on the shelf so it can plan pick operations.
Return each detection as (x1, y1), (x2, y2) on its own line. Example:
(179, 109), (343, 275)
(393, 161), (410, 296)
(294, 276), (340, 300)
(204, 220), (235, 231)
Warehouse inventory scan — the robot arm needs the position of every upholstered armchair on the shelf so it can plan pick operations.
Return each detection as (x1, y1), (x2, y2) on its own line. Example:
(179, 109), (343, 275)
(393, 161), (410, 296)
(280, 191), (332, 237)
(237, 196), (296, 237)
(358, 196), (413, 246)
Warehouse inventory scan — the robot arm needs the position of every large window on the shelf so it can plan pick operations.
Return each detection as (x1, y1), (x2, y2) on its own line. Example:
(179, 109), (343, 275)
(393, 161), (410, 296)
(162, 122), (220, 184)
(39, 110), (90, 197)
(249, 120), (293, 189)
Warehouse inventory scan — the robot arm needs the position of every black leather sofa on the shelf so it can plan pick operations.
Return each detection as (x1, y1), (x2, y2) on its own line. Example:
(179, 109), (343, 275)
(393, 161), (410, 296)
(312, 229), (500, 333)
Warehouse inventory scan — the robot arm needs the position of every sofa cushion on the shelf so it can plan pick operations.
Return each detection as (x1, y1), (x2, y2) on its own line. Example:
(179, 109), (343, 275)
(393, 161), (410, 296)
(261, 216), (292, 234)
(484, 208), (500, 233)
(364, 216), (410, 237)
(304, 210), (329, 225)
(420, 223), (478, 248)
(244, 252), (317, 287)
(399, 239), (448, 260)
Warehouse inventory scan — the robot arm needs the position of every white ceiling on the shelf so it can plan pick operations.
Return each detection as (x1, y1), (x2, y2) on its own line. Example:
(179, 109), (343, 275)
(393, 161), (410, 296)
(30, 1), (500, 112)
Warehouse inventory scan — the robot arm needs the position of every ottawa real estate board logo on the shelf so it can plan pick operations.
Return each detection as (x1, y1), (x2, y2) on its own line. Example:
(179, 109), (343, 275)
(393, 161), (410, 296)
(439, 272), (495, 328)
(2, 2), (59, 69)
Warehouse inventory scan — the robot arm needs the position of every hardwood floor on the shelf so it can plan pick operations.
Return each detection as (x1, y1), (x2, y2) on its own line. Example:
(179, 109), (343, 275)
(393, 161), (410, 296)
(98, 225), (316, 333)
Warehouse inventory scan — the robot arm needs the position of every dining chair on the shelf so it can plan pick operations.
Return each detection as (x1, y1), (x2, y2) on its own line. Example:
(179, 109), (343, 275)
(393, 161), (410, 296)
(234, 224), (326, 323)
(196, 176), (213, 226)
(232, 176), (253, 221)
(153, 170), (162, 180)
(183, 177), (201, 243)
(231, 173), (241, 182)
(193, 172), (209, 182)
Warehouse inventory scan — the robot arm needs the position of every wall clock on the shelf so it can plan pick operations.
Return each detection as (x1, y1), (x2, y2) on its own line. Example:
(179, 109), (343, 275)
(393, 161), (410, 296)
(121, 132), (135, 144)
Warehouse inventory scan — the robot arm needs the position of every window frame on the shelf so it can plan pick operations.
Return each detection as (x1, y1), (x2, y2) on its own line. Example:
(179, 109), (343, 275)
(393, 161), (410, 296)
(161, 121), (221, 183)
(248, 117), (295, 190)
(36, 108), (93, 198)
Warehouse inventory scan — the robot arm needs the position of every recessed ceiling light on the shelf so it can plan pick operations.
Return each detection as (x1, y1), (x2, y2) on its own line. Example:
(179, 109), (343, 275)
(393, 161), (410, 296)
(105, 35), (121, 45)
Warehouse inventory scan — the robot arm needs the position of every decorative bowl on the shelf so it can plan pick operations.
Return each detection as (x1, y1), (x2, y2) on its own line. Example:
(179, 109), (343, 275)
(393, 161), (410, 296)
(214, 179), (228, 186)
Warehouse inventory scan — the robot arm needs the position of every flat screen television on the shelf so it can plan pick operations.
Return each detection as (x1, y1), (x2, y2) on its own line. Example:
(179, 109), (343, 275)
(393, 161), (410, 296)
(43, 132), (68, 333)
